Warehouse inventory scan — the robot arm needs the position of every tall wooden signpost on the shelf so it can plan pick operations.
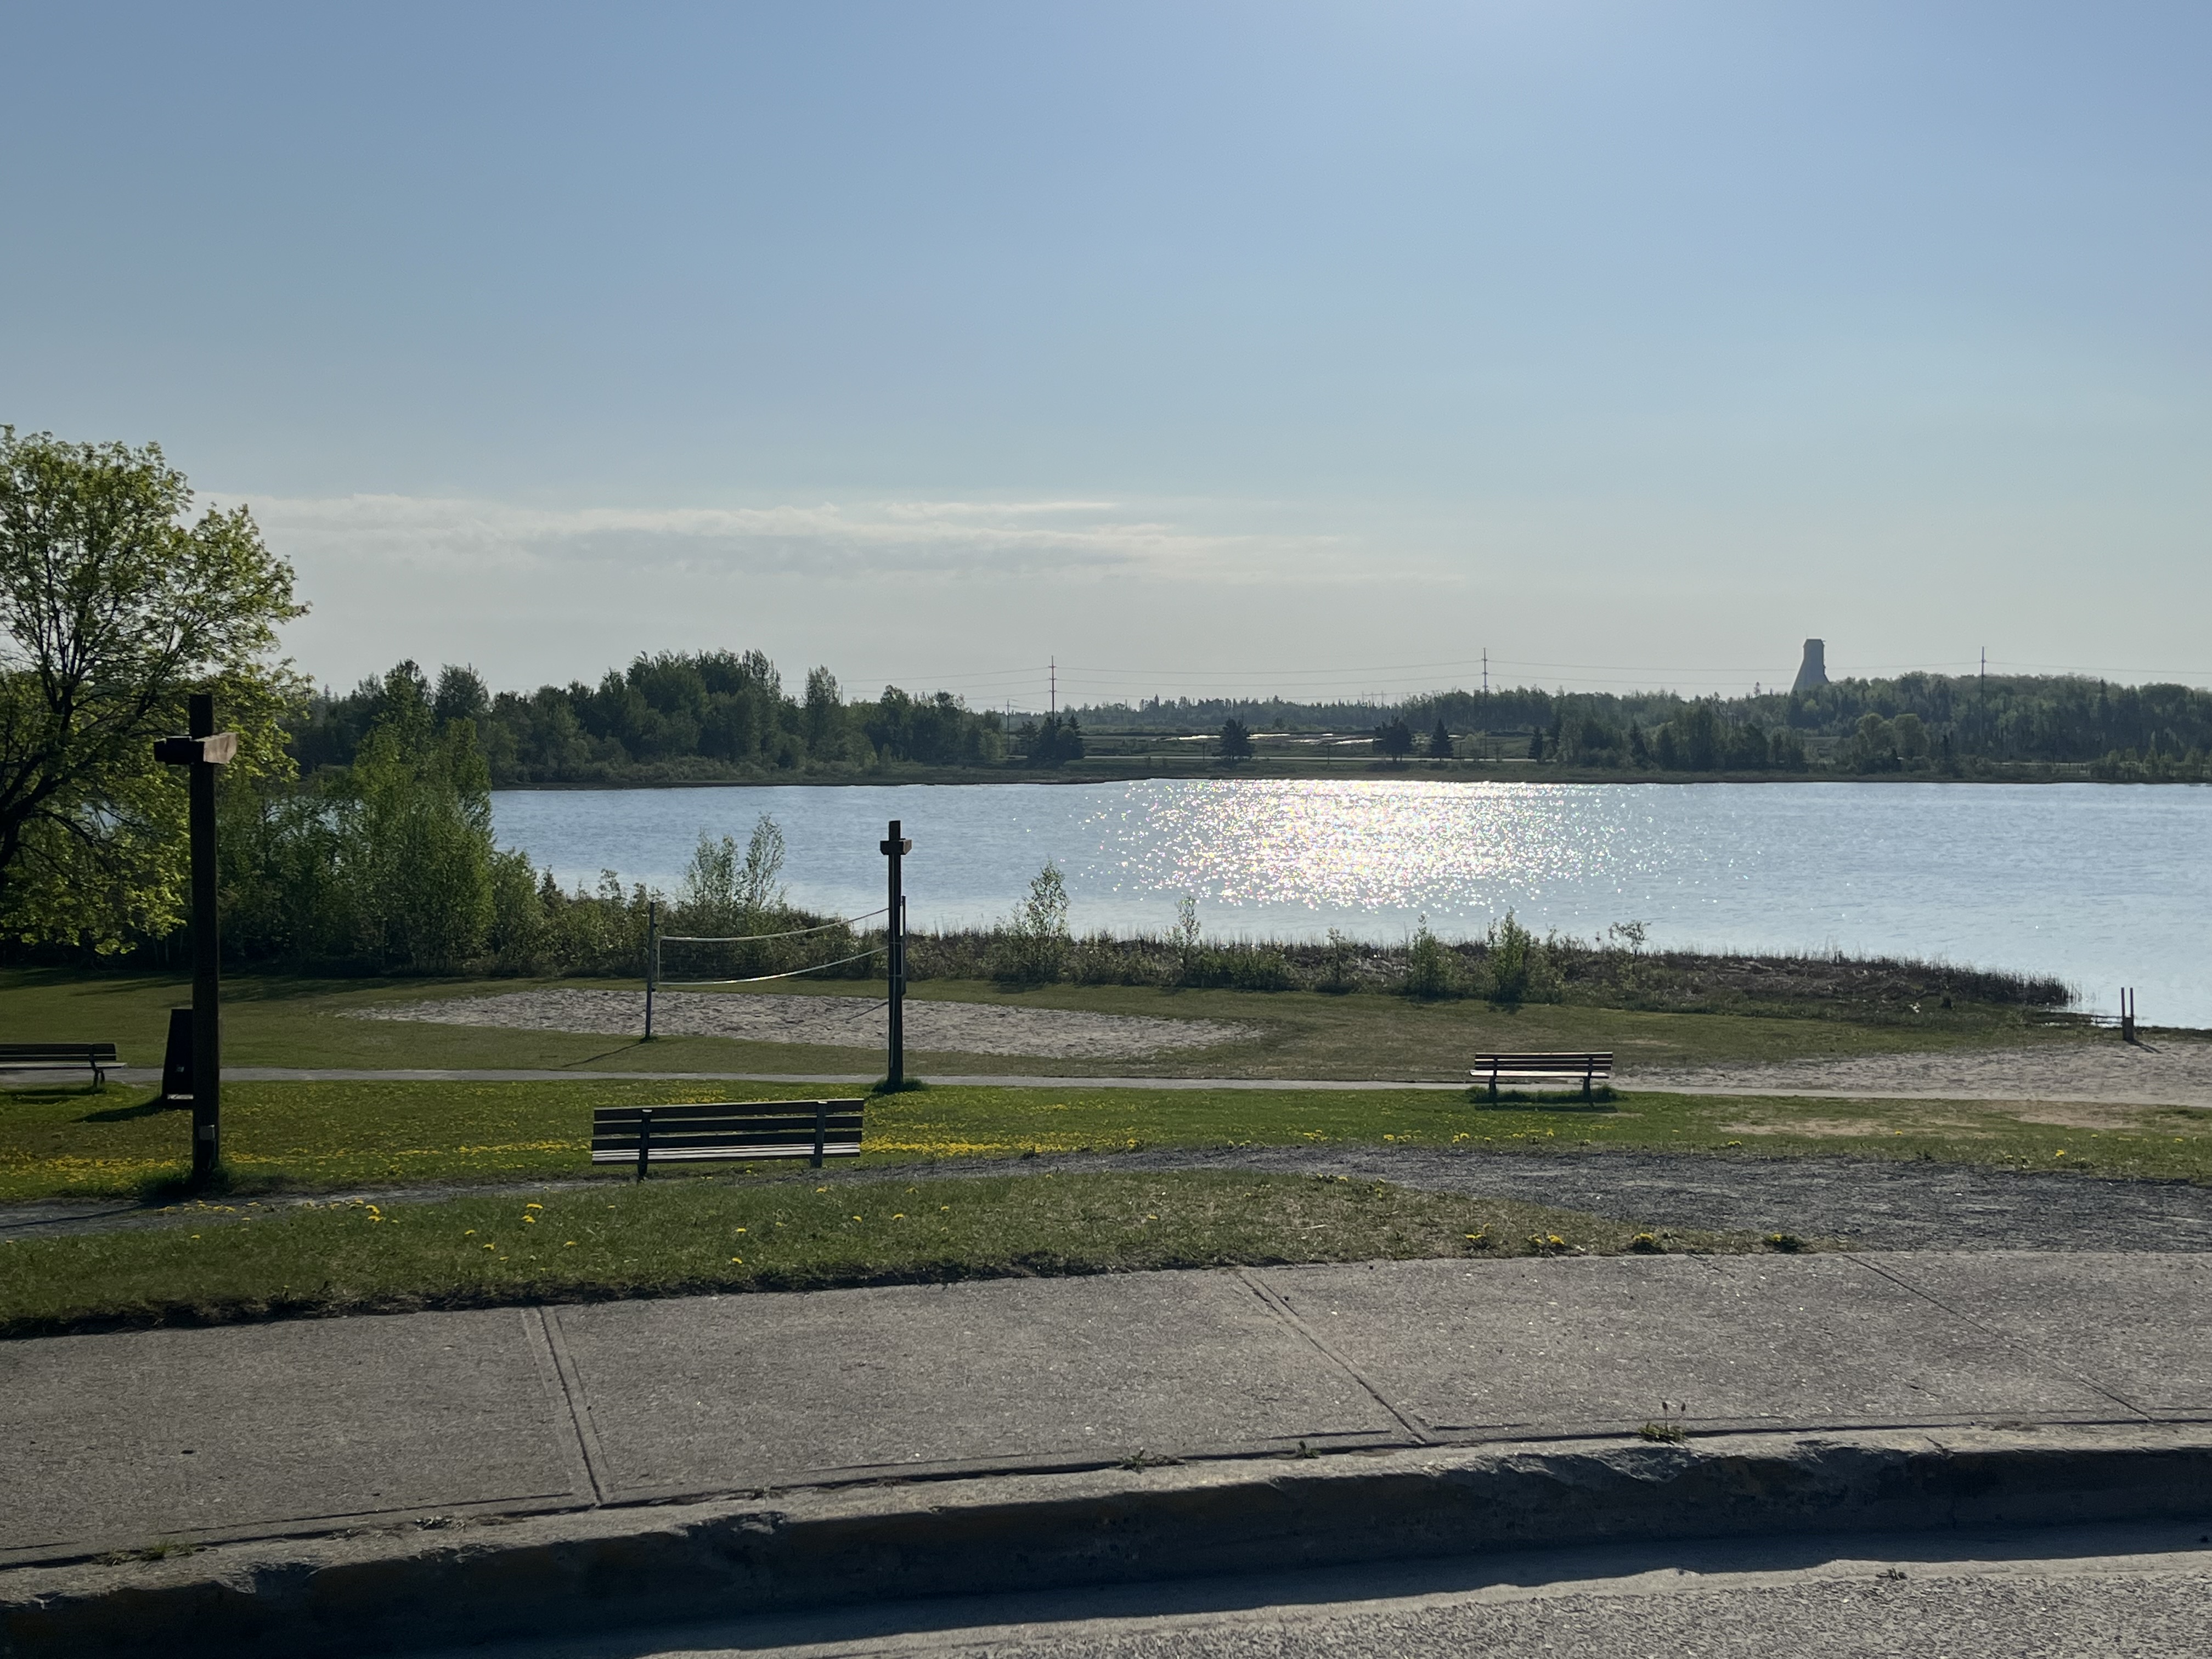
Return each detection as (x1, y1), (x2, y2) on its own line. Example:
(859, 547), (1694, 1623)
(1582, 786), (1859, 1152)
(879, 820), (911, 1087)
(153, 693), (236, 1183)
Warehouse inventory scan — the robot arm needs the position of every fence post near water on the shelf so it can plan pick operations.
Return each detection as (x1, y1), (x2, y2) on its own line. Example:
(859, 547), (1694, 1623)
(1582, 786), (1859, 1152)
(645, 901), (658, 1040)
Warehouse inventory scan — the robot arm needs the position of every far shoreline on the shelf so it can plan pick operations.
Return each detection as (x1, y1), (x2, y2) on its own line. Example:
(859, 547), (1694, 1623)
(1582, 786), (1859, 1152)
(484, 764), (2194, 792)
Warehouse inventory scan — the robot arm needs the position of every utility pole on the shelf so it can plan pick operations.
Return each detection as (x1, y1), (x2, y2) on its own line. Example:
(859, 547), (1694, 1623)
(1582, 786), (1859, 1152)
(1980, 646), (1988, 756)
(879, 820), (912, 1087)
(1049, 658), (1057, 715)
(153, 693), (238, 1184)
(1482, 648), (1488, 696)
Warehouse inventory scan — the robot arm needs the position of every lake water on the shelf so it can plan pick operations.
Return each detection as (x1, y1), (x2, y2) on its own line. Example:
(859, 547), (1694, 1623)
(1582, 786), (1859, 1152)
(490, 780), (2211, 1028)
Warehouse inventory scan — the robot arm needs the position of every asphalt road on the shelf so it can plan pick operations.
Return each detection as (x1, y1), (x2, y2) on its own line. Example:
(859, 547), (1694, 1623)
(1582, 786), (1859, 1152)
(430, 1518), (2212, 1658)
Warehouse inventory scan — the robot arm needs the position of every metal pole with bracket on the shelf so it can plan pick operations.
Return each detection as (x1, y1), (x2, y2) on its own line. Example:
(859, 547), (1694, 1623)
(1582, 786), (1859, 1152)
(879, 820), (912, 1087)
(153, 694), (238, 1184)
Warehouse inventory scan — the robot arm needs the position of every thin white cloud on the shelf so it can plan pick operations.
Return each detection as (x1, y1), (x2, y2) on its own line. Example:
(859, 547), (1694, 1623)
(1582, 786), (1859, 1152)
(244, 492), (1344, 582)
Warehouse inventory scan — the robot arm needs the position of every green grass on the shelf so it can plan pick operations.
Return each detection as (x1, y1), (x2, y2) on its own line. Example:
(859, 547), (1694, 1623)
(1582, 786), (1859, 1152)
(4, 1076), (2208, 1206)
(0, 1170), (1768, 1338)
(0, 966), (2106, 1085)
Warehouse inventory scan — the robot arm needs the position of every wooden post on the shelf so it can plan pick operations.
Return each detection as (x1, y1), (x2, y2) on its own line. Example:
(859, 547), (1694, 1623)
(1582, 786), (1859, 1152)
(644, 900), (658, 1040)
(879, 820), (912, 1087)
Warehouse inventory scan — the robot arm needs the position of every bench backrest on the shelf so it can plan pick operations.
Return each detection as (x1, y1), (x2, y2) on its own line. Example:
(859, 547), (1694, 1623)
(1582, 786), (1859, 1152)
(1470, 1052), (1613, 1071)
(591, 1099), (865, 1174)
(0, 1043), (119, 1062)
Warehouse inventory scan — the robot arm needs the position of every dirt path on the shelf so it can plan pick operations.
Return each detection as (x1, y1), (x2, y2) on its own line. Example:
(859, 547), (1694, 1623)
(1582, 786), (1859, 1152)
(12, 1145), (2210, 1253)
(1633, 1039), (2212, 1110)
(347, 988), (1251, 1059)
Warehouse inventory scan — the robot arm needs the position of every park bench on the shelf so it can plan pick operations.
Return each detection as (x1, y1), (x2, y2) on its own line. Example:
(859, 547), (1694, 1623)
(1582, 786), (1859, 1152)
(591, 1098), (866, 1180)
(1468, 1052), (1613, 1103)
(0, 1042), (119, 1086)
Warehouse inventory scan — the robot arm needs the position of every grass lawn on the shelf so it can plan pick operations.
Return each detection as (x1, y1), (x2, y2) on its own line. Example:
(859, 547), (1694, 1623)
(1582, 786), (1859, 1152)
(0, 1170), (1769, 1338)
(4, 1076), (2208, 1205)
(0, 967), (2113, 1084)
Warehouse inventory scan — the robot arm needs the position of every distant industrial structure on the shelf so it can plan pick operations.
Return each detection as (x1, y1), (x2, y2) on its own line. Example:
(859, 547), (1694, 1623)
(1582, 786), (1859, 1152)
(1791, 639), (1829, 693)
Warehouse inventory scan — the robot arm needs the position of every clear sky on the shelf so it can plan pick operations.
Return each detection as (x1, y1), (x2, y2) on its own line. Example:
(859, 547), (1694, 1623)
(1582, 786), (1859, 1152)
(4, 2), (2206, 706)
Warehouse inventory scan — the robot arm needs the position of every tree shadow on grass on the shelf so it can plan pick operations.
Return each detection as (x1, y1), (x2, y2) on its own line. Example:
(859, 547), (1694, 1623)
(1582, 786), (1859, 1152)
(80, 1093), (189, 1124)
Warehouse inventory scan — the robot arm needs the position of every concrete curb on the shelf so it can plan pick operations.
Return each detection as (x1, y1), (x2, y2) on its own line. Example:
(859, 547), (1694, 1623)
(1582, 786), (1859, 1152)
(8, 1423), (2212, 1657)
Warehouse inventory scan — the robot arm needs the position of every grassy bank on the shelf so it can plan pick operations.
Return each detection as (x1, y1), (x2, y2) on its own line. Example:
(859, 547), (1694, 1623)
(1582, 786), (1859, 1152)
(0, 1170), (1767, 1338)
(3, 1076), (2207, 1205)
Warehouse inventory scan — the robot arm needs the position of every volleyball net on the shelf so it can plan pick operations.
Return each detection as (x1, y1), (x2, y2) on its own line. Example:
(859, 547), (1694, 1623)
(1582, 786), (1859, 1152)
(650, 906), (891, 988)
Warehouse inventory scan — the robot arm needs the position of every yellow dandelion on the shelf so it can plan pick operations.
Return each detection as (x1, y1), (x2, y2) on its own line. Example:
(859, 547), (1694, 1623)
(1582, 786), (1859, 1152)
(730, 1256), (743, 1264)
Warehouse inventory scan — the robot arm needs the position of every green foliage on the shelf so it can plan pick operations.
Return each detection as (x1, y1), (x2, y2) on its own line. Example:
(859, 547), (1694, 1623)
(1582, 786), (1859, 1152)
(1402, 915), (1460, 998)
(1219, 717), (1254, 761)
(996, 861), (1073, 982)
(1427, 720), (1453, 760)
(1172, 894), (1202, 984)
(2091, 747), (2212, 783)
(294, 650), (1006, 784)
(674, 815), (787, 939)
(1019, 713), (1085, 768)
(0, 429), (304, 950)
(1373, 717), (1415, 761)
(1481, 910), (1561, 1006)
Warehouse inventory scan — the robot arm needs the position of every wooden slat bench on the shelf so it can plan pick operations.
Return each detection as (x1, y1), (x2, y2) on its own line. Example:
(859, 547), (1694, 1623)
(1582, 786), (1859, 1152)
(1469, 1052), (1613, 1103)
(591, 1098), (866, 1180)
(0, 1042), (119, 1086)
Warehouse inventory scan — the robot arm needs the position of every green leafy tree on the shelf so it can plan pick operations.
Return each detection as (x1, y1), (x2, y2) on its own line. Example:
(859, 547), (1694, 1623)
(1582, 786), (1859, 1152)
(0, 429), (303, 949)
(1219, 717), (1255, 761)
(1374, 717), (1415, 762)
(1000, 860), (1073, 981)
(1427, 720), (1453, 759)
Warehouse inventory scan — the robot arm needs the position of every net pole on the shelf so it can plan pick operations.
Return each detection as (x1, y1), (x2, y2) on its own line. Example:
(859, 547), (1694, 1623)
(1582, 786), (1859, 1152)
(879, 819), (912, 1087)
(645, 900), (658, 1040)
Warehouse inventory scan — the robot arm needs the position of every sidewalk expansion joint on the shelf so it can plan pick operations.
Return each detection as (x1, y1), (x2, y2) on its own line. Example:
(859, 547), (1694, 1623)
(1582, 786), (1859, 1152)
(1233, 1266), (1435, 1445)
(1843, 1253), (2152, 1421)
(530, 1306), (612, 1504)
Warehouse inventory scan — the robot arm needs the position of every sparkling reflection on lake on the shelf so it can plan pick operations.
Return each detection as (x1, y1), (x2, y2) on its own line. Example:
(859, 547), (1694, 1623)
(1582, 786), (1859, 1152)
(490, 780), (2211, 1026)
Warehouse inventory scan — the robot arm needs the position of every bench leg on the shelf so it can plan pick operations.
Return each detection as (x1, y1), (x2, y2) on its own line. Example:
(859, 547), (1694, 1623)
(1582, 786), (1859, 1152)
(1583, 1065), (1593, 1104)
(812, 1100), (827, 1170)
(635, 1109), (652, 1183)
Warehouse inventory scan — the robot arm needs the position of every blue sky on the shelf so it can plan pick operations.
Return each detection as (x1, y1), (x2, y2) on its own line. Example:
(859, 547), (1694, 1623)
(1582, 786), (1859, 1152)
(4, 2), (2206, 704)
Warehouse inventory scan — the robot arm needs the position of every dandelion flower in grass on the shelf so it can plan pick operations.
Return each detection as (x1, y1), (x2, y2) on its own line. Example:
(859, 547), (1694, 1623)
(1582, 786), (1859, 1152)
(565, 1240), (577, 1247)
(730, 1256), (743, 1264)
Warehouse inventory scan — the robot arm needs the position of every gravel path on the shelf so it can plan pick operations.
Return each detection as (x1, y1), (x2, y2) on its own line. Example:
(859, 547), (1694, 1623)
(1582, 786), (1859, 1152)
(12, 1146), (2210, 1252)
(1635, 1039), (2212, 1109)
(347, 988), (1252, 1059)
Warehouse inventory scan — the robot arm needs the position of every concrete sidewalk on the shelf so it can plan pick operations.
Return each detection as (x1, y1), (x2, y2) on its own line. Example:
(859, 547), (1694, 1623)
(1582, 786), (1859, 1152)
(6, 1251), (2211, 1570)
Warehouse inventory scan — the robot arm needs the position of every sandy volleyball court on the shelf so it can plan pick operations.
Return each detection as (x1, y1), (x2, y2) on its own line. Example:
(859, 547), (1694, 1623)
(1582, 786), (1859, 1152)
(1635, 1041), (2212, 1110)
(347, 988), (1254, 1060)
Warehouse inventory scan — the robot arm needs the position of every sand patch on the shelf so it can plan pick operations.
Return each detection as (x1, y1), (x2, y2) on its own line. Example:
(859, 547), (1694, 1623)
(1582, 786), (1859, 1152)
(347, 988), (1254, 1060)
(1635, 1039), (2212, 1109)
